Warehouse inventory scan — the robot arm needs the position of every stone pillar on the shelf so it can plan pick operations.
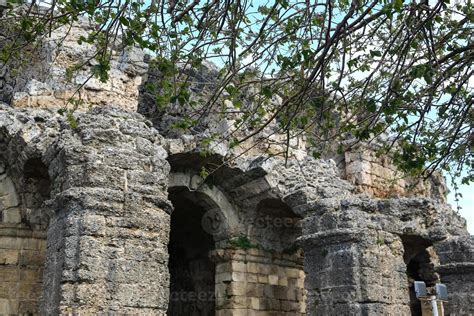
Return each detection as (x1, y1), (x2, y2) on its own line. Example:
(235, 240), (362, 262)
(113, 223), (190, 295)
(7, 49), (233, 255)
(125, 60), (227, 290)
(435, 235), (474, 315)
(40, 108), (172, 314)
(302, 229), (410, 315)
(211, 248), (306, 315)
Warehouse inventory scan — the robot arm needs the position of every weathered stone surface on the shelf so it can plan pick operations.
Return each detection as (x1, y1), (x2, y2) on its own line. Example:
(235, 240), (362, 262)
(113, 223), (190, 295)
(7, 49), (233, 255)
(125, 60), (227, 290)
(0, 17), (473, 315)
(0, 99), (473, 315)
(434, 235), (474, 315)
(1, 19), (148, 111)
(340, 141), (448, 202)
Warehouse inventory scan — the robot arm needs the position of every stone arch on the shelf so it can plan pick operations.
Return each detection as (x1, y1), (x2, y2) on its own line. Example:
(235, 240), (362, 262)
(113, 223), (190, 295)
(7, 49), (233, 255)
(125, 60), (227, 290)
(168, 170), (239, 243)
(165, 154), (313, 315)
(0, 157), (52, 314)
(167, 170), (241, 315)
(0, 109), (56, 315)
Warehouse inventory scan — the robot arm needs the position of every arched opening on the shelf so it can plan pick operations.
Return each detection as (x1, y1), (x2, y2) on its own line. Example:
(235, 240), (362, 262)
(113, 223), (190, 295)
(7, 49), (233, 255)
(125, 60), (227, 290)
(403, 237), (439, 316)
(167, 187), (217, 316)
(0, 157), (51, 314)
(165, 167), (306, 314)
(22, 158), (51, 230)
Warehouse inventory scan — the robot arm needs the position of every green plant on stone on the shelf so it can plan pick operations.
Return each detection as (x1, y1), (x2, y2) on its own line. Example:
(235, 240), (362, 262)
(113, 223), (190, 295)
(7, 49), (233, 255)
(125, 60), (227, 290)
(228, 236), (258, 250)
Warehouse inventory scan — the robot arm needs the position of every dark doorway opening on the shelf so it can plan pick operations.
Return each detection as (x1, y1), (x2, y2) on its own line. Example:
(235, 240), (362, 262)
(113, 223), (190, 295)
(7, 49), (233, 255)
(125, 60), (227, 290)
(406, 258), (423, 316)
(403, 237), (439, 316)
(167, 188), (216, 316)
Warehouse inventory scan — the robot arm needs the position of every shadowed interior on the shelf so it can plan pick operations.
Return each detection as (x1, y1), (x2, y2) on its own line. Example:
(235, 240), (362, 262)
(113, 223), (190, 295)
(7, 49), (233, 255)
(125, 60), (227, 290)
(167, 188), (216, 316)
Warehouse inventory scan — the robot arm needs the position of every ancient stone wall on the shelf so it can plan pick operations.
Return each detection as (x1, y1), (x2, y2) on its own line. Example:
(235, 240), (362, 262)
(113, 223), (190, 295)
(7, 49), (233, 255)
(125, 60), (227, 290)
(1, 19), (148, 110)
(0, 155), (49, 315)
(435, 235), (474, 315)
(40, 107), (172, 314)
(2, 17), (450, 203)
(0, 16), (473, 315)
(212, 248), (306, 315)
(335, 141), (448, 203)
(1, 103), (473, 315)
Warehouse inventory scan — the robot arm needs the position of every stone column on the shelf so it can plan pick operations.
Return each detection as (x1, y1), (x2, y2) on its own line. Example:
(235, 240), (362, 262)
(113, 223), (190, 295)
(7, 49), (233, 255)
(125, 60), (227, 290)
(302, 228), (410, 315)
(435, 235), (474, 314)
(40, 108), (172, 314)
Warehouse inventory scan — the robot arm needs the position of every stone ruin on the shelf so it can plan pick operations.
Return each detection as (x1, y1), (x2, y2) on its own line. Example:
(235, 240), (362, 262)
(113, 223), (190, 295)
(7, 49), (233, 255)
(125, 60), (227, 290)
(0, 18), (473, 315)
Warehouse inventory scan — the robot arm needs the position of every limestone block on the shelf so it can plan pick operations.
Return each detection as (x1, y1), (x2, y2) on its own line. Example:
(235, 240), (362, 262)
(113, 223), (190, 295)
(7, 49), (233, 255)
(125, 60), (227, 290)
(229, 296), (250, 309)
(232, 272), (247, 282)
(231, 261), (247, 273)
(216, 272), (232, 283)
(246, 273), (258, 283)
(263, 284), (274, 298)
(19, 250), (46, 267)
(247, 262), (258, 274)
(257, 274), (268, 284)
(250, 297), (260, 310)
(270, 298), (281, 310)
(281, 300), (300, 311)
(258, 263), (271, 275)
(18, 282), (42, 300)
(18, 300), (39, 314)
(228, 282), (247, 296)
(278, 277), (288, 286)
(0, 237), (23, 249)
(268, 275), (279, 285)
(19, 268), (42, 284)
(346, 160), (368, 175)
(246, 282), (257, 296)
(350, 171), (372, 185)
(21, 238), (42, 251)
(0, 176), (19, 205)
(254, 284), (265, 297)
(2, 208), (21, 223)
(0, 266), (20, 282)
(0, 249), (19, 265)
(215, 283), (228, 298)
(216, 262), (232, 273)
(0, 298), (19, 314)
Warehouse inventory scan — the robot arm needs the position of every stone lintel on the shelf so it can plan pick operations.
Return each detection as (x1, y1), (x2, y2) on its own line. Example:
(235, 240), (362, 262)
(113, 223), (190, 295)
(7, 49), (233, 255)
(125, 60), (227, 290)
(298, 228), (367, 247)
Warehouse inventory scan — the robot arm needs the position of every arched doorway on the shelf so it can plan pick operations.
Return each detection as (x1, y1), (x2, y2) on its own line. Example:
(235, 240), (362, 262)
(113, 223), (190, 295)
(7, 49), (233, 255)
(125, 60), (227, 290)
(165, 168), (306, 315)
(0, 157), (51, 314)
(167, 187), (219, 316)
(403, 237), (439, 316)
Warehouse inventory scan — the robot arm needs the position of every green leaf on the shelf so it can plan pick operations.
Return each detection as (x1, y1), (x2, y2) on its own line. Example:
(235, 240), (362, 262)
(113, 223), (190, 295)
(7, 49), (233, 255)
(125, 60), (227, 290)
(366, 99), (377, 112)
(370, 50), (382, 57)
(119, 16), (130, 27)
(261, 86), (273, 98)
(393, 0), (403, 12)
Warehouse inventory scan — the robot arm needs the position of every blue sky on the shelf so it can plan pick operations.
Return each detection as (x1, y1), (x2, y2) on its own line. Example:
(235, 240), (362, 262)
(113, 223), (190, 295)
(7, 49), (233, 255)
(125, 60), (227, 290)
(448, 182), (473, 234)
(139, 0), (472, 234)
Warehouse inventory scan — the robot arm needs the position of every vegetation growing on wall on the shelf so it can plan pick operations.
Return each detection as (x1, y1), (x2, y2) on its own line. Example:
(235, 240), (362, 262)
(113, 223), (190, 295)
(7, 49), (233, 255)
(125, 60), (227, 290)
(0, 0), (472, 187)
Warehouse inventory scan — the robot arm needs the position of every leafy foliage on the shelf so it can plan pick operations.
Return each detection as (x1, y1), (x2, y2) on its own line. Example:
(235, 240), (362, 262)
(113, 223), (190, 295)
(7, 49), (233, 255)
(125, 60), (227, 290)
(0, 0), (472, 186)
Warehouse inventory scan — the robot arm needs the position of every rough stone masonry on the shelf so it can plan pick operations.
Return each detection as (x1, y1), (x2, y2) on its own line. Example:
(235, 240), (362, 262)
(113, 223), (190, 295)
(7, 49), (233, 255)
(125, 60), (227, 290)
(0, 18), (473, 315)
